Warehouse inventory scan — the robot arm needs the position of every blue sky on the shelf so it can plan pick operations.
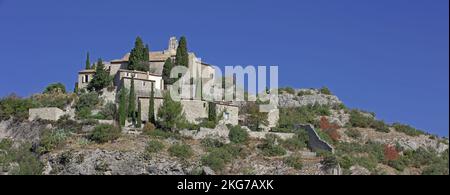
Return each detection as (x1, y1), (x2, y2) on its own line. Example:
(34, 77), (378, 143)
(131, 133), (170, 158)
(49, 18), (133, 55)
(0, 0), (448, 136)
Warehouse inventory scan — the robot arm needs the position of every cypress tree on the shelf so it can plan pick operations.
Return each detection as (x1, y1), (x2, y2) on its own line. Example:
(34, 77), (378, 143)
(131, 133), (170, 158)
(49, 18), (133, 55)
(128, 36), (149, 71)
(85, 52), (90, 70)
(162, 58), (174, 85)
(118, 87), (128, 126)
(87, 59), (110, 92)
(137, 101), (142, 128)
(208, 102), (216, 122)
(148, 84), (155, 124)
(128, 77), (136, 125)
(175, 36), (188, 67)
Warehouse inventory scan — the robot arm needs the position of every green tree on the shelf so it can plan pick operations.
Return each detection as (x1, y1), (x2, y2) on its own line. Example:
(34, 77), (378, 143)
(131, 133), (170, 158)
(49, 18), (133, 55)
(148, 85), (155, 124)
(128, 77), (136, 125)
(208, 102), (217, 122)
(118, 87), (128, 126)
(87, 59), (110, 92)
(158, 92), (184, 131)
(246, 101), (269, 131)
(137, 101), (142, 128)
(43, 83), (66, 94)
(162, 58), (174, 85)
(175, 36), (188, 67)
(128, 36), (149, 71)
(85, 52), (90, 70)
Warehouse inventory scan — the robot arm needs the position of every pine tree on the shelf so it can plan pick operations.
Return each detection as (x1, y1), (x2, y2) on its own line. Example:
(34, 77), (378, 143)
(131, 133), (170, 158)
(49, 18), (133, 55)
(162, 58), (174, 85)
(158, 92), (184, 131)
(175, 36), (189, 67)
(87, 59), (110, 92)
(85, 52), (91, 70)
(128, 36), (149, 71)
(137, 101), (142, 128)
(118, 87), (128, 127)
(148, 84), (155, 124)
(128, 77), (136, 125)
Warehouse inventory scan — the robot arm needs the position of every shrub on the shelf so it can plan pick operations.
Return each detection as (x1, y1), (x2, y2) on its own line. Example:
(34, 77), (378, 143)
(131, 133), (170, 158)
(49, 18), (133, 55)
(31, 93), (75, 109)
(201, 148), (233, 171)
(319, 117), (341, 141)
(384, 145), (399, 161)
(319, 87), (332, 95)
(145, 129), (180, 139)
(169, 144), (193, 159)
(371, 120), (390, 133)
(43, 83), (66, 94)
(277, 104), (331, 130)
(144, 140), (164, 157)
(280, 87), (295, 94)
(75, 92), (100, 119)
(259, 135), (287, 157)
(99, 102), (117, 120)
(0, 94), (34, 121)
(37, 129), (68, 154)
(297, 90), (313, 96)
(228, 125), (249, 144)
(201, 138), (225, 149)
(7, 143), (43, 175)
(88, 124), (121, 143)
(284, 155), (303, 170)
(158, 92), (185, 131)
(281, 129), (309, 151)
(392, 123), (424, 137)
(345, 128), (361, 139)
(142, 122), (156, 134)
(348, 110), (374, 128)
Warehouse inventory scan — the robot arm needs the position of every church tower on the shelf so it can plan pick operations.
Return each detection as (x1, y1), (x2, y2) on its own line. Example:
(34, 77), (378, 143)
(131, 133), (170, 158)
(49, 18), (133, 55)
(164, 37), (178, 55)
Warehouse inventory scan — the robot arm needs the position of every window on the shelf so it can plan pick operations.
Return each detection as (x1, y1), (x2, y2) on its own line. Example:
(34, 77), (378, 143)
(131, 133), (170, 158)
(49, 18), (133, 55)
(224, 112), (230, 120)
(84, 75), (89, 83)
(143, 82), (146, 87)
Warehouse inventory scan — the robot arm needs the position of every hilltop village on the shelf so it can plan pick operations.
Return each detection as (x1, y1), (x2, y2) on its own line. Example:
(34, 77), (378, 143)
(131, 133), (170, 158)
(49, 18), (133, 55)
(0, 36), (447, 175)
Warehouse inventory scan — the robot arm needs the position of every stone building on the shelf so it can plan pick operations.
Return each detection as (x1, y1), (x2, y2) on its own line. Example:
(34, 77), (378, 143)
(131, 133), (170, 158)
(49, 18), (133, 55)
(75, 37), (243, 127)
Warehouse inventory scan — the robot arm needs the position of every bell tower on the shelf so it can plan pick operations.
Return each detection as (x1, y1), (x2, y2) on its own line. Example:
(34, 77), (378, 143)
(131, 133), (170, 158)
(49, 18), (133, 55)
(165, 37), (178, 55)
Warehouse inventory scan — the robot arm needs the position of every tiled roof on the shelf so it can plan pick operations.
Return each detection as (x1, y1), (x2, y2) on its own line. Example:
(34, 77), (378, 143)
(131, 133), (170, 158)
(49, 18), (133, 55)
(111, 51), (172, 63)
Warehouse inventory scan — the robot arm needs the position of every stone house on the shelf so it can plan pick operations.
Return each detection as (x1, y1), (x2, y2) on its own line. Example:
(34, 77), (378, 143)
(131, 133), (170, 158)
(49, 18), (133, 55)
(76, 37), (243, 126)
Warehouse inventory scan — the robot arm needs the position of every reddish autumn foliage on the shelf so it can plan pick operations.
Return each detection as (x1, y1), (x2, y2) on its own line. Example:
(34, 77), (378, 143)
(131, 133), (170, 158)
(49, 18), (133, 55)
(384, 145), (400, 161)
(320, 117), (341, 141)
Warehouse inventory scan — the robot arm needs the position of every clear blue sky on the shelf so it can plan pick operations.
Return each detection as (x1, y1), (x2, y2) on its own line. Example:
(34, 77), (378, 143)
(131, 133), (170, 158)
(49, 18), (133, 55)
(0, 0), (448, 136)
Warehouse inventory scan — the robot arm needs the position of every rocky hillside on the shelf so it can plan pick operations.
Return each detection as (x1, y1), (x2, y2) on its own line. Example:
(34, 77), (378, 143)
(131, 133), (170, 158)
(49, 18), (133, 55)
(0, 87), (448, 175)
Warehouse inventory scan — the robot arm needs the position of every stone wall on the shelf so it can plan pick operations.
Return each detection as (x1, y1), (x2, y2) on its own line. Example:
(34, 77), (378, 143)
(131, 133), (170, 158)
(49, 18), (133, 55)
(297, 124), (334, 153)
(29, 107), (65, 121)
(216, 104), (239, 125)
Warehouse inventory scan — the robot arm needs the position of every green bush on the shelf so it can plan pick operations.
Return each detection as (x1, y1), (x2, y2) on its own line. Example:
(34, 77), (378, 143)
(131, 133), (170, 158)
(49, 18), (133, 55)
(158, 92), (185, 131)
(37, 129), (68, 154)
(281, 129), (309, 151)
(145, 129), (180, 139)
(99, 102), (117, 120)
(319, 87), (332, 95)
(201, 138), (225, 149)
(75, 92), (100, 119)
(392, 123), (424, 137)
(297, 90), (313, 96)
(348, 110), (374, 128)
(88, 124), (121, 143)
(43, 83), (66, 94)
(280, 87), (295, 94)
(345, 128), (361, 139)
(371, 120), (390, 133)
(201, 148), (233, 171)
(229, 125), (249, 144)
(0, 95), (34, 121)
(2, 143), (43, 175)
(277, 104), (331, 130)
(259, 135), (287, 157)
(169, 144), (193, 159)
(31, 93), (75, 110)
(143, 140), (164, 158)
(284, 155), (303, 170)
